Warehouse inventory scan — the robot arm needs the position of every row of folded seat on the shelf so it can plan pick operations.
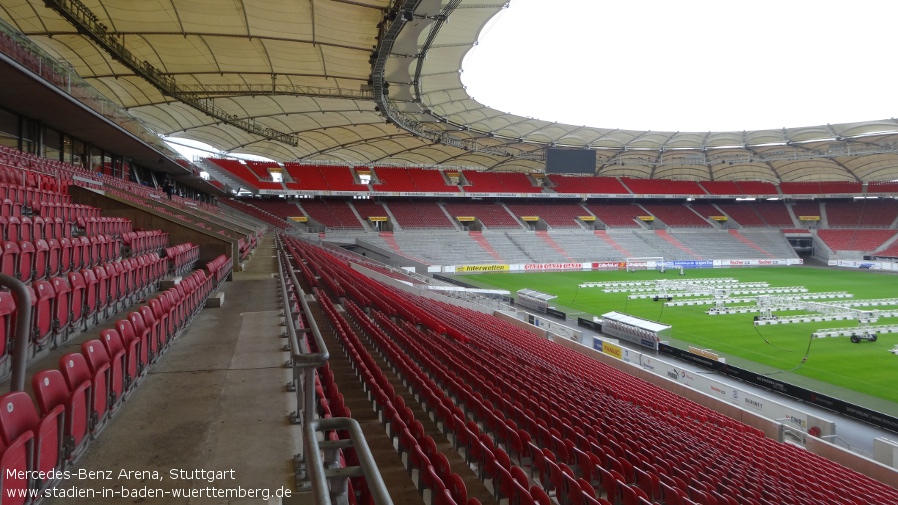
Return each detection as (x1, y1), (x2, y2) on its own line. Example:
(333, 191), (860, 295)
(1, 216), (78, 244)
(0, 268), (216, 504)
(0, 179), (68, 206)
(165, 243), (200, 276)
(0, 214), (129, 244)
(123, 230), (169, 257)
(0, 161), (67, 195)
(205, 254), (233, 286)
(0, 235), (123, 283)
(286, 237), (898, 505)
(73, 216), (130, 238)
(0, 252), (169, 360)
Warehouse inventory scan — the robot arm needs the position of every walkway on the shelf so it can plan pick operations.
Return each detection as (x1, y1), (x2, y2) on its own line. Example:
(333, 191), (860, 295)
(42, 235), (298, 505)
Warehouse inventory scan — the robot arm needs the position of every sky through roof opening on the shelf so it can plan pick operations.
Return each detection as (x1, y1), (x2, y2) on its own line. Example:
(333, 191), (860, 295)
(462, 0), (898, 133)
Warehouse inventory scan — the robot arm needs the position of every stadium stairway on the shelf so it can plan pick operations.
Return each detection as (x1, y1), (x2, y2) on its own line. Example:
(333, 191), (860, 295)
(727, 230), (775, 258)
(593, 230), (632, 257)
(469, 231), (503, 262)
(37, 235), (298, 504)
(305, 289), (499, 505)
(654, 230), (701, 259)
(535, 231), (575, 262)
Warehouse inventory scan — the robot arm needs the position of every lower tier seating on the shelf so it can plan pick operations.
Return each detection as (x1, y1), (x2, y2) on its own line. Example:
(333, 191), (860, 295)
(283, 235), (898, 505)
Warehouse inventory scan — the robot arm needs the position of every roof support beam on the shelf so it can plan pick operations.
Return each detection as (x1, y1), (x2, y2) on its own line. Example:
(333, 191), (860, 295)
(177, 84), (374, 101)
(43, 0), (299, 147)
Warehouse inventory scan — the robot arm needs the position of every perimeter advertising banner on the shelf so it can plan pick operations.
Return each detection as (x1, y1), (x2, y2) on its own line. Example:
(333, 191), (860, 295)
(592, 261), (627, 270)
(717, 259), (804, 267)
(522, 262), (586, 271)
(456, 264), (509, 272)
(828, 260), (894, 270)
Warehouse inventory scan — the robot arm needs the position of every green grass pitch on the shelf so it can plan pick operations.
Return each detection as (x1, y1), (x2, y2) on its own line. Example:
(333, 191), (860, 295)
(458, 267), (898, 407)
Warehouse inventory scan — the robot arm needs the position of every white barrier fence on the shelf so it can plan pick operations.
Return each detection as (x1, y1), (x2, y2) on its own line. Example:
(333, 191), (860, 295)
(589, 337), (835, 437)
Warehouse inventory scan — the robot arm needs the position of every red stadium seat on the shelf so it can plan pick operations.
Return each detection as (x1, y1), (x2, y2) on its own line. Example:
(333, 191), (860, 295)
(32, 368), (90, 461)
(0, 391), (64, 495)
(59, 352), (108, 436)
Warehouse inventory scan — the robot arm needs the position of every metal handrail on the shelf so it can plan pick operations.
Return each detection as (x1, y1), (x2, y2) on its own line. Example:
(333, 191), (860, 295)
(305, 418), (393, 505)
(276, 235), (392, 505)
(2, 274), (33, 392)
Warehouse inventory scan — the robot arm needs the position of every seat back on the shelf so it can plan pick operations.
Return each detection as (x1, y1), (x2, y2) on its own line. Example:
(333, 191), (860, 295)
(0, 292), (15, 360)
(15, 240), (34, 282)
(0, 240), (17, 278)
(49, 276), (72, 336)
(67, 271), (87, 327)
(82, 339), (118, 412)
(31, 280), (56, 346)
(80, 268), (98, 320)
(33, 238), (49, 280)
(46, 238), (60, 277)
(91, 265), (109, 310)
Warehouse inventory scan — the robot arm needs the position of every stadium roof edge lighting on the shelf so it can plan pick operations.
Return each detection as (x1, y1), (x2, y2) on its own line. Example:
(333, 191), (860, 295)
(5, 0), (898, 180)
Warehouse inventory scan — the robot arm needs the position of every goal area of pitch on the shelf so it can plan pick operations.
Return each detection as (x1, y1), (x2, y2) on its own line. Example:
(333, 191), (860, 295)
(625, 257), (665, 273)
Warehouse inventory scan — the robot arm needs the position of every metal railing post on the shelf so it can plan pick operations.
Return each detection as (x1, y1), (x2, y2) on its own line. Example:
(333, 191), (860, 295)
(277, 234), (393, 505)
(1, 274), (33, 392)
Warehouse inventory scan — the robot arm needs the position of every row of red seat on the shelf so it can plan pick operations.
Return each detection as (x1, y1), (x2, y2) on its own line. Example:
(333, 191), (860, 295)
(165, 243), (200, 276)
(0, 235), (122, 284)
(0, 184), (70, 209)
(123, 230), (169, 257)
(24, 252), (167, 352)
(1, 215), (74, 243)
(311, 285), (478, 505)
(205, 254), (233, 286)
(75, 216), (131, 238)
(286, 237), (898, 505)
(0, 268), (215, 503)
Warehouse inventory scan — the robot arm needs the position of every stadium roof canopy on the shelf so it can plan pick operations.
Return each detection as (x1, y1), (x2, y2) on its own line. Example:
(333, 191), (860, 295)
(3, 0), (898, 182)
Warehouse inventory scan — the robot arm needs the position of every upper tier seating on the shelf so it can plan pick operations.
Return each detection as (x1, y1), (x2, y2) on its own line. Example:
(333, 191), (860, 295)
(504, 203), (588, 228)
(639, 204), (711, 227)
(867, 181), (898, 194)
(699, 181), (742, 195)
(461, 171), (541, 193)
(299, 200), (363, 229)
(383, 201), (454, 229)
(817, 229), (897, 252)
(283, 163), (364, 192)
(620, 178), (706, 195)
(373, 167), (459, 193)
(780, 181), (862, 195)
(206, 158), (281, 190)
(734, 181), (778, 195)
(244, 161), (281, 181)
(585, 203), (645, 228)
(372, 167), (416, 192)
(442, 202), (521, 229)
(547, 175), (630, 195)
